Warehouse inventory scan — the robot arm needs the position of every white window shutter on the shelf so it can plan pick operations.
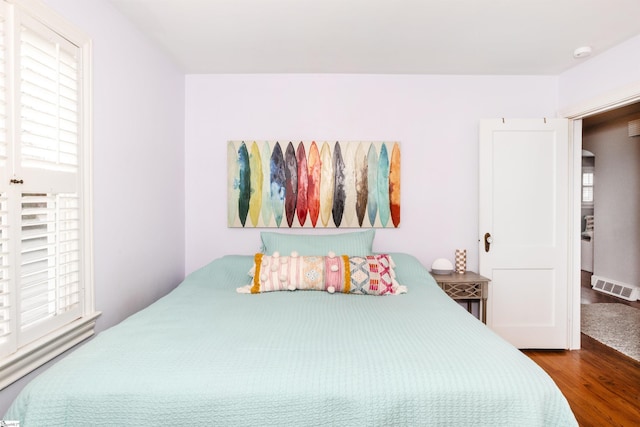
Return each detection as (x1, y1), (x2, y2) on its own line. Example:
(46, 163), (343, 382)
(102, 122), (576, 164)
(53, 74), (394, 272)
(20, 24), (78, 173)
(18, 193), (81, 344)
(0, 4), (11, 358)
(0, 13), (6, 169)
(14, 15), (81, 344)
(0, 193), (10, 352)
(0, 0), (97, 384)
(18, 15), (78, 194)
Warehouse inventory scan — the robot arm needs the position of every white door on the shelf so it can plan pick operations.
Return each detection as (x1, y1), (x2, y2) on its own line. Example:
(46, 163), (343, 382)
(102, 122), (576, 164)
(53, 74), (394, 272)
(479, 118), (570, 349)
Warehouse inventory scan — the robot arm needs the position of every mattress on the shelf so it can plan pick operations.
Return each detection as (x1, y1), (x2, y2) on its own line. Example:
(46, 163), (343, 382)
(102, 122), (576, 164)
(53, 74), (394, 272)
(5, 253), (577, 426)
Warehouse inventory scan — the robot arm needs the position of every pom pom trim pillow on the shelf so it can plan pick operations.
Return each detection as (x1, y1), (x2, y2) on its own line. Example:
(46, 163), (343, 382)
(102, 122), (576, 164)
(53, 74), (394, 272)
(260, 230), (375, 257)
(237, 252), (407, 296)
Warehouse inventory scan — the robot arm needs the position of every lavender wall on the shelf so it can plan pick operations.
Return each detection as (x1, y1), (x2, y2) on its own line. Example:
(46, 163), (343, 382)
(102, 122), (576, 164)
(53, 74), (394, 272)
(559, 34), (640, 111)
(184, 74), (559, 274)
(0, 0), (185, 414)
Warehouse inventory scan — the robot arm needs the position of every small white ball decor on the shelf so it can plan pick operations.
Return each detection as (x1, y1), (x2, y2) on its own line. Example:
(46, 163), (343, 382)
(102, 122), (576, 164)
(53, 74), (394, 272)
(288, 284), (296, 291)
(291, 251), (299, 258)
(330, 265), (339, 272)
(272, 251), (280, 258)
(431, 258), (454, 275)
(327, 251), (336, 258)
(327, 286), (336, 294)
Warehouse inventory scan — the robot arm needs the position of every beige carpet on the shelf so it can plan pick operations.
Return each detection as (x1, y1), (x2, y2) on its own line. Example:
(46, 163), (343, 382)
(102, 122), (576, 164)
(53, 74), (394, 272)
(581, 303), (640, 362)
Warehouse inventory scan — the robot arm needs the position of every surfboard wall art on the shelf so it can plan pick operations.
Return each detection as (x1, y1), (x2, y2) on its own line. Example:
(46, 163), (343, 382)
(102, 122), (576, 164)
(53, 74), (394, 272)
(227, 141), (400, 228)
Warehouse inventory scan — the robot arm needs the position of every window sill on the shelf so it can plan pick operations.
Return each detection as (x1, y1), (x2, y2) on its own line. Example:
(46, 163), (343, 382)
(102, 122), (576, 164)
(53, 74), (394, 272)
(0, 311), (102, 390)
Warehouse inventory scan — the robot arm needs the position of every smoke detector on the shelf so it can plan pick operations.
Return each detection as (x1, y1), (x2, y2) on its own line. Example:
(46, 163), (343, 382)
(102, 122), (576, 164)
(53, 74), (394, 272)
(573, 46), (592, 59)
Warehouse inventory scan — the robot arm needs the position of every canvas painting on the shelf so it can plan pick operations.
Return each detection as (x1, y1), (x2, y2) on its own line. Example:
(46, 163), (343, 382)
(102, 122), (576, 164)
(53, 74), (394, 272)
(227, 141), (400, 228)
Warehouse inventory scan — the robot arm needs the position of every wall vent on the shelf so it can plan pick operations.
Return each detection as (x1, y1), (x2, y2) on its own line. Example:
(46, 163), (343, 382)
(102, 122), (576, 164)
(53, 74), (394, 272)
(591, 275), (640, 301)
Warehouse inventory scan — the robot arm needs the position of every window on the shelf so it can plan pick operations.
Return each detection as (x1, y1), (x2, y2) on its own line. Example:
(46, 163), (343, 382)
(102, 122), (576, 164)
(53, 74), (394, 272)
(0, 0), (97, 390)
(582, 168), (594, 204)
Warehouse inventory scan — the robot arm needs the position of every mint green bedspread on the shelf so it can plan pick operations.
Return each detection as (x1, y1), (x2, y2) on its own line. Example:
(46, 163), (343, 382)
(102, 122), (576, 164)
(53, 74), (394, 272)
(6, 253), (577, 426)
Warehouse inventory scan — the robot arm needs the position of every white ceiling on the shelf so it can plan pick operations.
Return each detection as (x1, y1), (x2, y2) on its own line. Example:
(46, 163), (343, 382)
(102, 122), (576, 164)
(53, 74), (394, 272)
(109, 0), (640, 75)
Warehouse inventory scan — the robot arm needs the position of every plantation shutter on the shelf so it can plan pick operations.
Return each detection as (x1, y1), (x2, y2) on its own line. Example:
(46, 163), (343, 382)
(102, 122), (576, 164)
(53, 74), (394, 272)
(0, 12), (5, 166)
(0, 3), (91, 364)
(0, 4), (11, 356)
(19, 15), (78, 185)
(0, 0), (95, 388)
(0, 194), (8, 352)
(16, 15), (81, 345)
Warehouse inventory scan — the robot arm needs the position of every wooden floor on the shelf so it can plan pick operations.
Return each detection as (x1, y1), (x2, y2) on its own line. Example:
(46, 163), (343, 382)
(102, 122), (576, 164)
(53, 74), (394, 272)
(522, 271), (640, 426)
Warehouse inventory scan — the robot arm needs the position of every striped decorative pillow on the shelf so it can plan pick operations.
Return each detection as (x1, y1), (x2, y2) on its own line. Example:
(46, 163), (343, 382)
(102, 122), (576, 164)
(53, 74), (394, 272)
(239, 252), (406, 296)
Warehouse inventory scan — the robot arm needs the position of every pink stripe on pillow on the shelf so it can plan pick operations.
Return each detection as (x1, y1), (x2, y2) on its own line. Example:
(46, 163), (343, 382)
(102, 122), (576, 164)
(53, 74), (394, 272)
(324, 255), (343, 292)
(366, 255), (380, 292)
(376, 254), (394, 295)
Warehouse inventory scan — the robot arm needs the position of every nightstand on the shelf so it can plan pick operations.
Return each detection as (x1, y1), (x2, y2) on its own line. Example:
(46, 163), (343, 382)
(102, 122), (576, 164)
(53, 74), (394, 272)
(430, 271), (490, 323)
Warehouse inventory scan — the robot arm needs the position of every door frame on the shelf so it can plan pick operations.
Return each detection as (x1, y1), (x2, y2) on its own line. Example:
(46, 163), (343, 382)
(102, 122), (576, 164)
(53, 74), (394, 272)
(561, 81), (640, 350)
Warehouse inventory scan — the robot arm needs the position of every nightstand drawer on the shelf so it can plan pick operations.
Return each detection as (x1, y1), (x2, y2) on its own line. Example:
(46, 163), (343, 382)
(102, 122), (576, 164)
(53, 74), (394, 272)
(438, 282), (483, 299)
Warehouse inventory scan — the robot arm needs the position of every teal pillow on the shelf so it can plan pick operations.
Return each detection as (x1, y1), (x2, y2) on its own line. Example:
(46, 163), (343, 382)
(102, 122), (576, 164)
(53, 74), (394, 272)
(260, 229), (375, 257)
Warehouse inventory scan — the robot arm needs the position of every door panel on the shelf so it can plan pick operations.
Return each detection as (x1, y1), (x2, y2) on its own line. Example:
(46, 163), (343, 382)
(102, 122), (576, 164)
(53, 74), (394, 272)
(491, 269), (556, 326)
(479, 119), (569, 349)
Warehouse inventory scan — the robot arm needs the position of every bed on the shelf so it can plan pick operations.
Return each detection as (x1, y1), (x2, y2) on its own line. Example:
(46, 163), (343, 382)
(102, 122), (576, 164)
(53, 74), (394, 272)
(5, 234), (577, 426)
